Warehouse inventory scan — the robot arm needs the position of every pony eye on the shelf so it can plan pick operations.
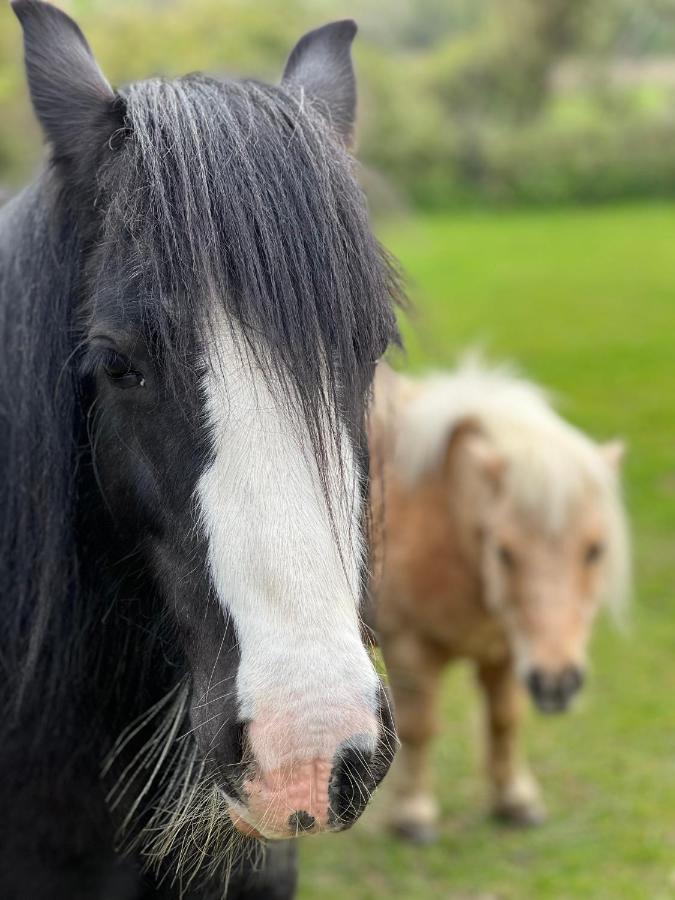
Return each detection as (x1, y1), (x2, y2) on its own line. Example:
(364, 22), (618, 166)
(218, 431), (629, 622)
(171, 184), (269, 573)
(103, 351), (145, 389)
(497, 545), (515, 569)
(584, 542), (604, 565)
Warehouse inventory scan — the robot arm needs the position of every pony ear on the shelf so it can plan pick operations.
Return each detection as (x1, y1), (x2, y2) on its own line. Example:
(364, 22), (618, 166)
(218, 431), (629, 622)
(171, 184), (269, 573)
(281, 20), (358, 146)
(466, 437), (505, 487)
(447, 419), (505, 488)
(12, 0), (120, 167)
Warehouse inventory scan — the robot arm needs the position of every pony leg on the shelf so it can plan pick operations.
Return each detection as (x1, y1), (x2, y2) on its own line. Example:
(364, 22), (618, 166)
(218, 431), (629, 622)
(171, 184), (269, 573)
(382, 637), (446, 843)
(475, 659), (547, 827)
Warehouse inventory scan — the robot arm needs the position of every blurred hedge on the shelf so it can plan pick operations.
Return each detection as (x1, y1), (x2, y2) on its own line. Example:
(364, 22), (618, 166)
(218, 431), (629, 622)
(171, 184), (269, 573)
(2, 0), (675, 208)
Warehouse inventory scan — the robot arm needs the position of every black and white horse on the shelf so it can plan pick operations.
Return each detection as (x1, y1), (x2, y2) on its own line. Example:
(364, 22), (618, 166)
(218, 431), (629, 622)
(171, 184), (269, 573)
(0, 2), (401, 897)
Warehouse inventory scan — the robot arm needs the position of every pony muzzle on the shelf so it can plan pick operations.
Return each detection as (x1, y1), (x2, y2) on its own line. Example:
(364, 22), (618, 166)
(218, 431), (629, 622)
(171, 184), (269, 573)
(525, 665), (585, 713)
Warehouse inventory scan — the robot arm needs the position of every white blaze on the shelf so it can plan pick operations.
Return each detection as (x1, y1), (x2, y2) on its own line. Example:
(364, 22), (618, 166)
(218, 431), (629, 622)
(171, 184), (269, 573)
(196, 321), (379, 770)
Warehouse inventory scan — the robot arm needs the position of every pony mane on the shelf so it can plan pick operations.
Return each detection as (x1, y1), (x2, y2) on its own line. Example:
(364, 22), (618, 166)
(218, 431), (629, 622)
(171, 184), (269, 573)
(377, 357), (631, 620)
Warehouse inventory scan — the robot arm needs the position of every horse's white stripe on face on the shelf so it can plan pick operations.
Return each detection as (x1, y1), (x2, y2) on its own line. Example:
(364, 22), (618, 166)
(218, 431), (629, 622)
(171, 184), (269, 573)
(197, 319), (379, 774)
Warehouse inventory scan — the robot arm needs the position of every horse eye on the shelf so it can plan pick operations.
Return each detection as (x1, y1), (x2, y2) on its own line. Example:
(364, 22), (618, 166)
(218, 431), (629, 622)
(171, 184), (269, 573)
(584, 542), (604, 565)
(498, 545), (515, 568)
(103, 351), (145, 389)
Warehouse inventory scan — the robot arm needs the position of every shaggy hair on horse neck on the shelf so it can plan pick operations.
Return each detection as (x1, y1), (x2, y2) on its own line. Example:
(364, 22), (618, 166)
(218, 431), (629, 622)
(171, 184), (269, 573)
(0, 71), (402, 727)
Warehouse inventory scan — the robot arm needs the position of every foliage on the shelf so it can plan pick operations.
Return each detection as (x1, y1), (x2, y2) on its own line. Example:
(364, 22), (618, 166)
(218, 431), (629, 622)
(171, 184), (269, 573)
(2, 0), (675, 206)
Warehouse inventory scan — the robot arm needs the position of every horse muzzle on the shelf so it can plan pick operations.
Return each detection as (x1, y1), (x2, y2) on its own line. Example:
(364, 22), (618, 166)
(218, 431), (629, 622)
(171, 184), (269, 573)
(225, 684), (396, 840)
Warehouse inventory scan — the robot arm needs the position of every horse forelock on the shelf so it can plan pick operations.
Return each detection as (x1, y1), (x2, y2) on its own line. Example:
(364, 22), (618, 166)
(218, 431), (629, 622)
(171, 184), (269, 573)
(95, 73), (401, 477)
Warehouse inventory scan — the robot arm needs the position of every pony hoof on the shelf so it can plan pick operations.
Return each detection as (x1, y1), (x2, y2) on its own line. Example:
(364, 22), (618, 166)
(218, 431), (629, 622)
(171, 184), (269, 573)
(493, 801), (547, 828)
(390, 820), (439, 844)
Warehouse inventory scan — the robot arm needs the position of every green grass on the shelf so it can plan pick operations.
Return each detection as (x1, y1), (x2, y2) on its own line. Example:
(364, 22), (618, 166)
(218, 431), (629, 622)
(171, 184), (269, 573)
(298, 204), (675, 900)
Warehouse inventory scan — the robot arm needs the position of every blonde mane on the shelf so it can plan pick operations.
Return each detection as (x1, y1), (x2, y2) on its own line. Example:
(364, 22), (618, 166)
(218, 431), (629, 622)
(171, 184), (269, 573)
(373, 358), (631, 621)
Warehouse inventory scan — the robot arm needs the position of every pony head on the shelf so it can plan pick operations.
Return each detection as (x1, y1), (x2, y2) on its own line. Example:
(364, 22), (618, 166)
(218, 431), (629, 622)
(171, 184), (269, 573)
(456, 423), (629, 712)
(10, 0), (400, 845)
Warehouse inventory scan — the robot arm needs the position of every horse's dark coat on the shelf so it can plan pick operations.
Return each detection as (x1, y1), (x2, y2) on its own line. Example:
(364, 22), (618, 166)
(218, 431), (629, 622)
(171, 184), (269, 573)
(0, 2), (401, 897)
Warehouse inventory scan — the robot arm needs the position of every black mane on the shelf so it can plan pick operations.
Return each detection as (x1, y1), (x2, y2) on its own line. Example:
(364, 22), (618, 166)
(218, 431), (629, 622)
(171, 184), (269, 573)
(0, 71), (402, 726)
(0, 176), (85, 725)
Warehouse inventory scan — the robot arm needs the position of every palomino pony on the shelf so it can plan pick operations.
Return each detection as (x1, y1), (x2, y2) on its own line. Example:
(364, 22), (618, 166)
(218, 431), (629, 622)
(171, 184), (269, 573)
(370, 360), (630, 842)
(0, 3), (402, 897)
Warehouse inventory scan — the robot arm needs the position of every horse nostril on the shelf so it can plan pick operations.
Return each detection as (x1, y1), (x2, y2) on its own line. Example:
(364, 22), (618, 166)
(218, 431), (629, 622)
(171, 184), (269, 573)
(288, 810), (316, 833)
(328, 743), (377, 831)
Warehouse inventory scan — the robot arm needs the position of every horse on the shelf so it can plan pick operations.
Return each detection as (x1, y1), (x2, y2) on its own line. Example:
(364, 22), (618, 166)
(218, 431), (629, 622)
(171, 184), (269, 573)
(369, 359), (630, 843)
(0, 2), (403, 897)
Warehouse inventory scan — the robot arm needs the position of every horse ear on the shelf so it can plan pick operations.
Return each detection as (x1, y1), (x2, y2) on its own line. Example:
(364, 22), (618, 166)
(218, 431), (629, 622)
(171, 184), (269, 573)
(281, 20), (358, 146)
(601, 439), (626, 470)
(12, 0), (121, 168)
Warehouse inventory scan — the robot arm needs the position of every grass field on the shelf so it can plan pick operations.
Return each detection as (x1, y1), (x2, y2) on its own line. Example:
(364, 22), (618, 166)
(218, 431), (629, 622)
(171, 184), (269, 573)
(298, 204), (675, 900)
